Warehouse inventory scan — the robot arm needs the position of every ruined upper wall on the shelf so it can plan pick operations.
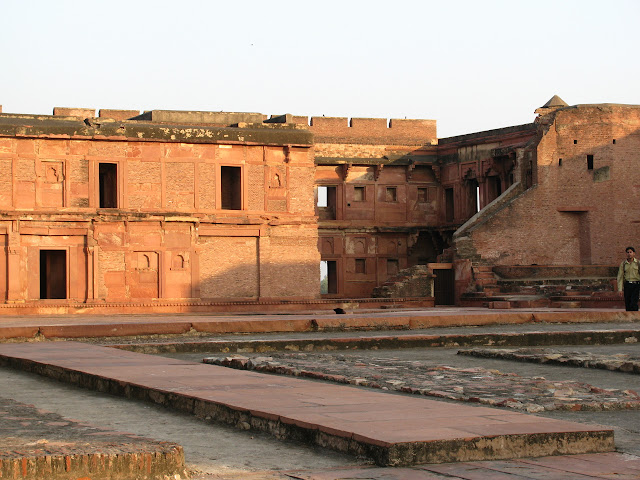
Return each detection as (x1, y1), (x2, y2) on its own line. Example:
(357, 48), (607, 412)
(454, 103), (640, 266)
(0, 112), (313, 147)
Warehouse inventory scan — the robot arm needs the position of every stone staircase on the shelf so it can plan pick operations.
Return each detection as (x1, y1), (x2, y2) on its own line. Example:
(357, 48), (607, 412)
(372, 265), (434, 299)
(460, 265), (621, 309)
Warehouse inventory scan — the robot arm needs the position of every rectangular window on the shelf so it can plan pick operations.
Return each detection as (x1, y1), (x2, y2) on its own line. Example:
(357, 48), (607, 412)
(221, 166), (242, 210)
(40, 250), (67, 299)
(417, 188), (428, 203)
(99, 163), (118, 208)
(355, 258), (366, 274)
(320, 260), (337, 294)
(386, 187), (397, 202)
(587, 155), (594, 170)
(353, 186), (365, 202)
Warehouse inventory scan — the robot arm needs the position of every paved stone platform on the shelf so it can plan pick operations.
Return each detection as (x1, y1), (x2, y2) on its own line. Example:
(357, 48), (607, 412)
(280, 453), (640, 480)
(0, 342), (616, 467)
(0, 396), (185, 480)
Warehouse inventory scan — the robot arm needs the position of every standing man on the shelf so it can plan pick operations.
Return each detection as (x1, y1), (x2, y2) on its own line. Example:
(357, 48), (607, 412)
(617, 246), (640, 311)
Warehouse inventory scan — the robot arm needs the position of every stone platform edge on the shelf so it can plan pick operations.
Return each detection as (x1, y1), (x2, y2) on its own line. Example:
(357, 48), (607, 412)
(1, 310), (639, 340)
(113, 328), (640, 355)
(0, 297), (434, 316)
(0, 444), (185, 480)
(0, 351), (615, 467)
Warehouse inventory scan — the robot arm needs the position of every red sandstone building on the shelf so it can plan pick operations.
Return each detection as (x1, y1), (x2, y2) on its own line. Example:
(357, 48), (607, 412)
(0, 96), (636, 314)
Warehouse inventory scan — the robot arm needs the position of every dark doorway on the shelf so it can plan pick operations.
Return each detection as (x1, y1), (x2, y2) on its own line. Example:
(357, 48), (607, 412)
(40, 250), (67, 299)
(433, 268), (454, 305)
(445, 188), (454, 223)
(321, 260), (338, 294)
(221, 166), (242, 210)
(99, 163), (118, 208)
(387, 258), (399, 277)
(487, 176), (502, 204)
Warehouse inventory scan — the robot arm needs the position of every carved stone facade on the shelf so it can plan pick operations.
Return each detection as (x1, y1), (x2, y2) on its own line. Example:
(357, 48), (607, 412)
(0, 97), (636, 312)
(0, 110), (320, 313)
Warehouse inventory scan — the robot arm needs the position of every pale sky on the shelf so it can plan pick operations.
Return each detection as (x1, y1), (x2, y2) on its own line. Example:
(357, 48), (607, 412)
(1, 0), (638, 138)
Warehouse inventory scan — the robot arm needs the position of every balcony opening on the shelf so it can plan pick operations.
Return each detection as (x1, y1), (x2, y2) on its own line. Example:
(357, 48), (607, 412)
(221, 166), (242, 210)
(318, 185), (337, 220)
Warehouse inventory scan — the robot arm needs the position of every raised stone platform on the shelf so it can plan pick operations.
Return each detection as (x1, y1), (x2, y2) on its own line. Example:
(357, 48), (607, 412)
(0, 308), (638, 340)
(0, 396), (185, 480)
(0, 342), (615, 466)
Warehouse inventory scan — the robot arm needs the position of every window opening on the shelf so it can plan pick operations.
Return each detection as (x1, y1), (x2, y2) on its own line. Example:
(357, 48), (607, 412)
(355, 258), (366, 274)
(613, 139), (617, 144)
(558, 158), (563, 167)
(320, 260), (337, 294)
(587, 155), (594, 170)
(386, 187), (397, 202)
(99, 163), (118, 208)
(317, 185), (337, 220)
(574, 140), (578, 145)
(40, 250), (66, 299)
(353, 186), (365, 202)
(221, 166), (242, 210)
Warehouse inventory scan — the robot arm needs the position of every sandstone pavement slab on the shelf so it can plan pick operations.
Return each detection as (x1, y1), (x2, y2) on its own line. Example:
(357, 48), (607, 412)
(0, 342), (616, 467)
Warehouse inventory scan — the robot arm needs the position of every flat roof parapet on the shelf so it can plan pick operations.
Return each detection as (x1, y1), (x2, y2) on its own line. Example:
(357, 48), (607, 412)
(98, 109), (141, 121)
(131, 110), (265, 125)
(53, 107), (96, 118)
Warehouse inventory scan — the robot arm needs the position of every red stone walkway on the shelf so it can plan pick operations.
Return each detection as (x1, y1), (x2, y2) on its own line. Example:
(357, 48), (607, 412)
(0, 342), (615, 466)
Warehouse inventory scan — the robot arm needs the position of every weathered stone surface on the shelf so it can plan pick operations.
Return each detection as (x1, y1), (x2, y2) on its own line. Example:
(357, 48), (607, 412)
(206, 352), (640, 412)
(459, 347), (640, 374)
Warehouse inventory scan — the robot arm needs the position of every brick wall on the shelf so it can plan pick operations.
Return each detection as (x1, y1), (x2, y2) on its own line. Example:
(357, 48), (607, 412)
(456, 105), (640, 266)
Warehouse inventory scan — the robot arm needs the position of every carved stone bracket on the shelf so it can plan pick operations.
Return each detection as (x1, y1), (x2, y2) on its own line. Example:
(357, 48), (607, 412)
(342, 163), (352, 180)
(406, 163), (415, 181)
(432, 165), (441, 184)
(374, 164), (384, 181)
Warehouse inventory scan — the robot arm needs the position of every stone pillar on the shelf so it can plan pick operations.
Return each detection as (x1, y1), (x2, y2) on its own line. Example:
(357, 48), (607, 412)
(6, 230), (22, 302)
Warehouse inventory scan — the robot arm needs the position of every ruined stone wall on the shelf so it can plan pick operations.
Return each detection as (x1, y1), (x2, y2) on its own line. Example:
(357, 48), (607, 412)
(455, 105), (640, 266)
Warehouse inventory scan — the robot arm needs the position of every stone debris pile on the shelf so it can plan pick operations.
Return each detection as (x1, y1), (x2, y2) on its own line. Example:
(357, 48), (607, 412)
(204, 353), (640, 413)
(457, 347), (640, 374)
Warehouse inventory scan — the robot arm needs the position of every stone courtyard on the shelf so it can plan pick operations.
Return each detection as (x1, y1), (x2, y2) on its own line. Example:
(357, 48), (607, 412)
(0, 309), (639, 479)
